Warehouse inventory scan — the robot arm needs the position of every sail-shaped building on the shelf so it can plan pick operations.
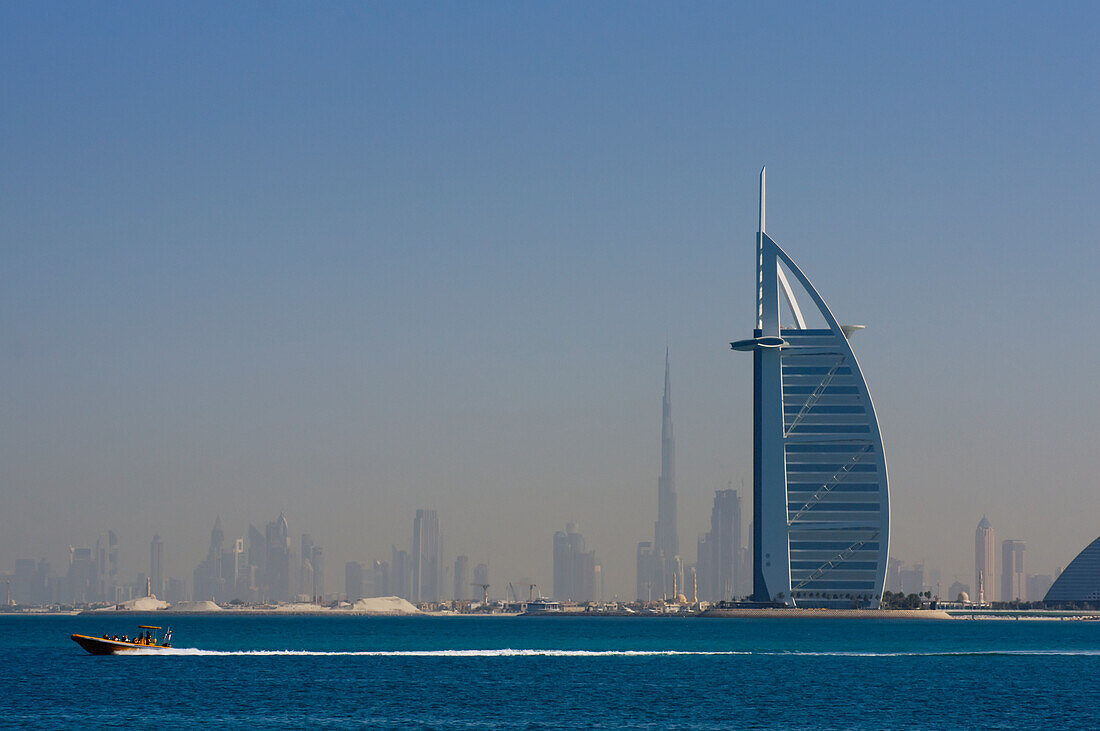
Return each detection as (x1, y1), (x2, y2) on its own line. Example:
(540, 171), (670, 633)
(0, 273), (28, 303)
(732, 169), (890, 608)
(1043, 536), (1100, 604)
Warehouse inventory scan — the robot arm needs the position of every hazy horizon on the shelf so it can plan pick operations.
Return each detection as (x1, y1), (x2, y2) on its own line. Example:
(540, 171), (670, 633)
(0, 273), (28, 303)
(2, 3), (1098, 599)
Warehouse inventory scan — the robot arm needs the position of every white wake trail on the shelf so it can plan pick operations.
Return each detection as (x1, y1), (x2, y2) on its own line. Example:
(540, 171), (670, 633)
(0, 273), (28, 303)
(132, 648), (750, 657)
(126, 648), (1100, 658)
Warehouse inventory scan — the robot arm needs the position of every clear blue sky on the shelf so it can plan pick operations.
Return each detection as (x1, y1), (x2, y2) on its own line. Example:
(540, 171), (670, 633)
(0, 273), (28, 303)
(2, 2), (1098, 596)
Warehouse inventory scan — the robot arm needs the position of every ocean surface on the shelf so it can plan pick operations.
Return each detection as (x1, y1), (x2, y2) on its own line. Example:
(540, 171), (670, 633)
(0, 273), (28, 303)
(1, 614), (1097, 729)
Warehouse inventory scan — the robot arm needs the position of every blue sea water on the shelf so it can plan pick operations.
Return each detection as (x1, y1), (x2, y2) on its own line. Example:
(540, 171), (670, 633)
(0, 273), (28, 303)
(1, 615), (1097, 729)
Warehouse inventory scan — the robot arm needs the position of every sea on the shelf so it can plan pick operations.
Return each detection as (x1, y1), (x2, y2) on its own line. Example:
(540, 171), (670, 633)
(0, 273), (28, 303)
(1, 614), (1097, 729)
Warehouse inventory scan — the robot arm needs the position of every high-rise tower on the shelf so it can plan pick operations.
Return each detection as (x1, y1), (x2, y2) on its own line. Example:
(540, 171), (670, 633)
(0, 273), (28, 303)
(453, 555), (469, 602)
(265, 513), (291, 602)
(656, 351), (678, 557)
(1001, 540), (1026, 602)
(653, 351), (681, 597)
(412, 509), (440, 603)
(732, 168), (891, 608)
(553, 523), (597, 602)
(975, 516), (995, 603)
(697, 488), (741, 601)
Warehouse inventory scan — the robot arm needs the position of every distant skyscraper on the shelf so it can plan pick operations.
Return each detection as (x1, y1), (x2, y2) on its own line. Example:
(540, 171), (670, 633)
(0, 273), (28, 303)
(228, 538), (246, 597)
(107, 530), (118, 582)
(732, 170), (891, 608)
(653, 351), (681, 597)
(473, 562), (489, 599)
(372, 559), (389, 598)
(67, 546), (95, 604)
(94, 531), (118, 602)
(391, 547), (410, 600)
(166, 577), (186, 604)
(301, 534), (315, 597)
(211, 517), (224, 557)
(246, 524), (265, 602)
(636, 541), (654, 601)
(412, 509), (441, 603)
(698, 488), (741, 601)
(248, 524), (266, 571)
(310, 545), (324, 600)
(694, 535), (709, 598)
(194, 516), (228, 602)
(265, 513), (291, 602)
(13, 559), (50, 606)
(453, 555), (469, 602)
(150, 535), (164, 598)
(975, 516), (995, 604)
(345, 562), (363, 602)
(12, 560), (36, 605)
(1026, 574), (1053, 603)
(35, 560), (52, 605)
(553, 523), (596, 602)
(885, 557), (903, 593)
(898, 563), (925, 596)
(637, 353), (682, 601)
(1001, 540), (1026, 602)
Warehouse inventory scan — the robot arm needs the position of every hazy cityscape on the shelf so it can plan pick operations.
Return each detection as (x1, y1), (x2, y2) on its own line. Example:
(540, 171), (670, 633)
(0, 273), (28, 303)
(0, 352), (1072, 609)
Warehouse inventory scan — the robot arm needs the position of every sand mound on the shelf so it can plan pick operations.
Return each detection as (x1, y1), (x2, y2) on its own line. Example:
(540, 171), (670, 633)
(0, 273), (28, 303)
(349, 596), (420, 615)
(169, 600), (223, 612)
(95, 595), (170, 611)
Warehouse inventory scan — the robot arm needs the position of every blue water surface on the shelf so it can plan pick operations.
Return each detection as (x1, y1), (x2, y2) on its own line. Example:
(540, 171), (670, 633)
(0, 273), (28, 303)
(1, 614), (1097, 729)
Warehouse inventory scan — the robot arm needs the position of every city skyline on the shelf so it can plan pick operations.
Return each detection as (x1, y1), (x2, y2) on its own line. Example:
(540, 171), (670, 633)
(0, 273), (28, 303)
(6, 500), (1073, 607)
(2, 4), (1098, 598)
(0, 347), (1079, 606)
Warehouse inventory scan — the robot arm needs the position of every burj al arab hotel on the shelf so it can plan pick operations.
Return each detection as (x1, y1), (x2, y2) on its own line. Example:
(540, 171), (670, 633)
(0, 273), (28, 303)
(732, 169), (890, 608)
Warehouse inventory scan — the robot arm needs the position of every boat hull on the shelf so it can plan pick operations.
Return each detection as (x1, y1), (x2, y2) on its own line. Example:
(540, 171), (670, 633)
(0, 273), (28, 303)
(70, 634), (171, 655)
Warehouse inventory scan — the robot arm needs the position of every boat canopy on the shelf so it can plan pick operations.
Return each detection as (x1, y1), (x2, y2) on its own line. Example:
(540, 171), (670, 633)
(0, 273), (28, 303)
(137, 625), (162, 630)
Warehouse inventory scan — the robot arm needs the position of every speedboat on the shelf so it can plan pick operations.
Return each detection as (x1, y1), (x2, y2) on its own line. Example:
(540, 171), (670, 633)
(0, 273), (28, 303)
(71, 625), (173, 655)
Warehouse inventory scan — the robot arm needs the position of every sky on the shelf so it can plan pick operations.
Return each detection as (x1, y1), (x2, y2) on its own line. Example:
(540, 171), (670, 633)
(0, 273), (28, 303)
(2, 2), (1098, 599)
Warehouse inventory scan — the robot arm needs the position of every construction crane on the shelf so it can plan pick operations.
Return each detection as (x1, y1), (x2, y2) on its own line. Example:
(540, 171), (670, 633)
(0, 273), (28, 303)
(526, 584), (539, 601)
(473, 583), (490, 605)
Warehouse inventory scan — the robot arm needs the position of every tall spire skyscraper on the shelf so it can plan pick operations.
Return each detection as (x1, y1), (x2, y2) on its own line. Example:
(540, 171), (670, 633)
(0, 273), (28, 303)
(654, 350), (681, 597)
(635, 351), (684, 601)
(655, 349), (678, 557)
